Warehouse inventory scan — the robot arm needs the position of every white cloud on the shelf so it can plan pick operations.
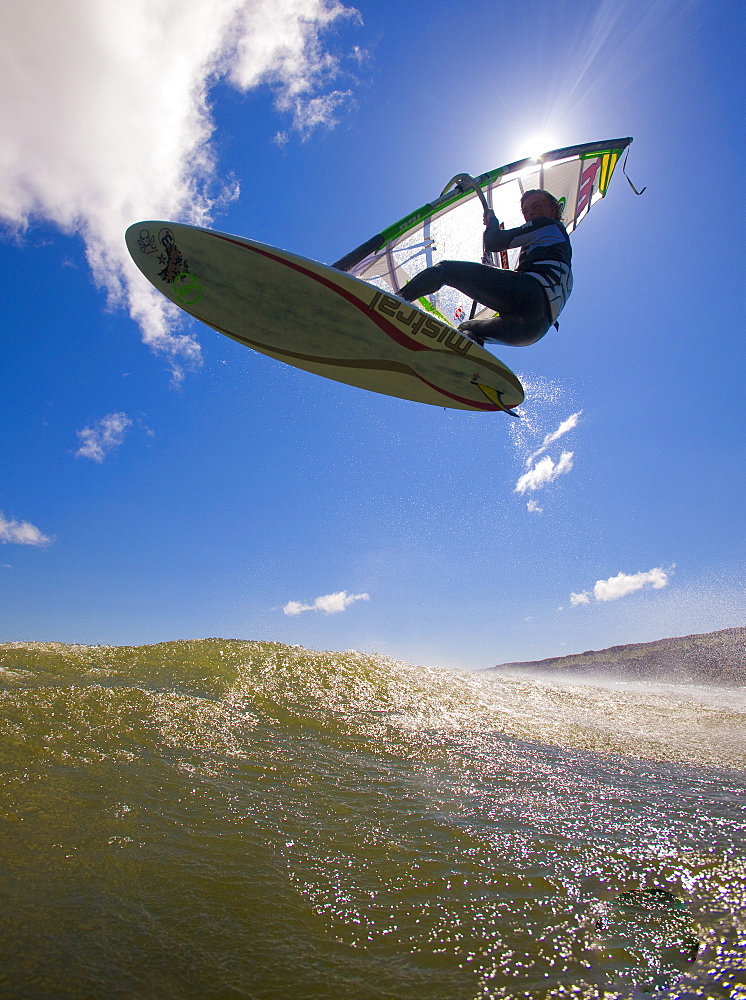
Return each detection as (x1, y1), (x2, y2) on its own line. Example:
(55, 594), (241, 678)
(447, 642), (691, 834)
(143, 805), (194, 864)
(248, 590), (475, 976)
(570, 567), (671, 606)
(514, 451), (574, 494)
(283, 590), (369, 616)
(283, 601), (308, 616)
(593, 567), (670, 602)
(0, 512), (52, 547)
(527, 498), (543, 514)
(0, 0), (359, 378)
(526, 411), (582, 467)
(75, 412), (133, 462)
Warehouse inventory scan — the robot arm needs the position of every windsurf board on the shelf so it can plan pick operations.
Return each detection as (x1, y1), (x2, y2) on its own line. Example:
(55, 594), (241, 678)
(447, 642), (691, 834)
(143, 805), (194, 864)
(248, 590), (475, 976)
(125, 221), (524, 413)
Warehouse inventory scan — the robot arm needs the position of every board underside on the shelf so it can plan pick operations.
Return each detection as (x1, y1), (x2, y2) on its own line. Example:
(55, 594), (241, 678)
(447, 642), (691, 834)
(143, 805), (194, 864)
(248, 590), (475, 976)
(125, 222), (525, 412)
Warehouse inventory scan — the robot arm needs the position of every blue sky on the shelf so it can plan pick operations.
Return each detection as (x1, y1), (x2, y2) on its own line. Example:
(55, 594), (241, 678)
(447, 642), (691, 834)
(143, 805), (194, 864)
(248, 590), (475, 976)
(1, 0), (743, 669)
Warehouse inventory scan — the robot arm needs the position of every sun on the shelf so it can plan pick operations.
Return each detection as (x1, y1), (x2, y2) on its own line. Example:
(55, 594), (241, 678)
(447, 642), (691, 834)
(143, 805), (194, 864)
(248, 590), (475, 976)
(519, 135), (557, 161)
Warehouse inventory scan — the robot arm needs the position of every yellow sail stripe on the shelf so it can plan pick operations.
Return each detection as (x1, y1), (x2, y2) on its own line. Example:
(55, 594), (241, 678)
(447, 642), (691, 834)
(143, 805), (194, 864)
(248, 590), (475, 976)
(597, 151), (621, 196)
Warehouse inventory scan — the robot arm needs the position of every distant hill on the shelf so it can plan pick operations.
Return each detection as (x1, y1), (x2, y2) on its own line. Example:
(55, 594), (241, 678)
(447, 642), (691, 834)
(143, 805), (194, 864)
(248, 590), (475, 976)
(488, 627), (745, 686)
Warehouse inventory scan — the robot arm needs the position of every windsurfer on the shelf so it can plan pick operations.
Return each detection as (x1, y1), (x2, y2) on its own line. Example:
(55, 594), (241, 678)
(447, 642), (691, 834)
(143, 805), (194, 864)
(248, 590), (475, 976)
(398, 190), (572, 347)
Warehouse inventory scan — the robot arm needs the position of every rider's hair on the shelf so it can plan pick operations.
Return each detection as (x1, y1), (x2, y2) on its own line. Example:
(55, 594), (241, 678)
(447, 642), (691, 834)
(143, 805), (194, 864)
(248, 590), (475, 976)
(521, 189), (563, 221)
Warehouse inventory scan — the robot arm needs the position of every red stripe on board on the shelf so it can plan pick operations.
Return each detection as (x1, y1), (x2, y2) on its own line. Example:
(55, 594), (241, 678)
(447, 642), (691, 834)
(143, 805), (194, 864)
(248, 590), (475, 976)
(207, 231), (500, 411)
(210, 232), (432, 353)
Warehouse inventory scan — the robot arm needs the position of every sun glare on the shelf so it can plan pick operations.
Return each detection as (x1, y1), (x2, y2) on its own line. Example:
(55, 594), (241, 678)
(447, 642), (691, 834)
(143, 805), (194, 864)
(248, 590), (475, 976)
(519, 135), (557, 161)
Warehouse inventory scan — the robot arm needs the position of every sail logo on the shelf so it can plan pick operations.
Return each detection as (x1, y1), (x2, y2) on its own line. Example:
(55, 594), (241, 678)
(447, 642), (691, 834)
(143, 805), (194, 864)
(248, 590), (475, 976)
(367, 291), (472, 355)
(577, 158), (601, 216)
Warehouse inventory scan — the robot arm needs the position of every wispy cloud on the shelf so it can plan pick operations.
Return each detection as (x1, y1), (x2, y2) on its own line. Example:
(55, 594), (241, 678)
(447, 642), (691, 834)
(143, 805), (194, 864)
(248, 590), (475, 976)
(527, 498), (543, 514)
(571, 567), (671, 606)
(0, 1), (360, 379)
(75, 413), (133, 463)
(525, 411), (582, 467)
(284, 590), (369, 616)
(514, 451), (574, 494)
(0, 512), (52, 547)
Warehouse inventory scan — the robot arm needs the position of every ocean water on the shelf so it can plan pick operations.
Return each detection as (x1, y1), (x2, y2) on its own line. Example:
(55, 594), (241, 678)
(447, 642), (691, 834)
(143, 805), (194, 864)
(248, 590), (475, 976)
(1, 639), (744, 1000)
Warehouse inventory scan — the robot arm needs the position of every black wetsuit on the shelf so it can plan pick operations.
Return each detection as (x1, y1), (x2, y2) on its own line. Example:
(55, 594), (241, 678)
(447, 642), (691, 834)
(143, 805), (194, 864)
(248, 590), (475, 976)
(399, 213), (573, 347)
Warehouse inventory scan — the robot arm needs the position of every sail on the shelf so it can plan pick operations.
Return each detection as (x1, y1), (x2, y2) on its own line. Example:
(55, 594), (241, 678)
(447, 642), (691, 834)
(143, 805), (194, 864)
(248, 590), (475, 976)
(332, 137), (632, 327)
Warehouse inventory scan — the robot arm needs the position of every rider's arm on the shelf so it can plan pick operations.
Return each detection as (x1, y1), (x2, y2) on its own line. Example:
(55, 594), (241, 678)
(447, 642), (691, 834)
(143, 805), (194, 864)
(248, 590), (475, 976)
(484, 216), (560, 254)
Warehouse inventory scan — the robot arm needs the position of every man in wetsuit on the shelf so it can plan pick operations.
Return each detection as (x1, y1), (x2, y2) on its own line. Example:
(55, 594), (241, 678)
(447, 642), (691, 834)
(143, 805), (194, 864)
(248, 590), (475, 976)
(398, 189), (572, 347)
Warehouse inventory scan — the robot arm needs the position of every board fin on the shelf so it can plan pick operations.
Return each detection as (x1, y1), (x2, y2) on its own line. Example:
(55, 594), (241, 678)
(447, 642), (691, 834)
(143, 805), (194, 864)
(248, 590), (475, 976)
(476, 382), (520, 417)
